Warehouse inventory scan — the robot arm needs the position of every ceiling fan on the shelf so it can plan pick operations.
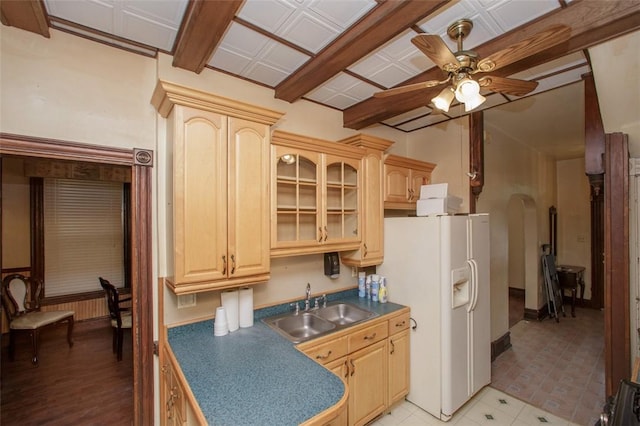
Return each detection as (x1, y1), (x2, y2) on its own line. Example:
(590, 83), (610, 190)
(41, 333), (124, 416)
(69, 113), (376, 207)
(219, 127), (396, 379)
(374, 19), (571, 112)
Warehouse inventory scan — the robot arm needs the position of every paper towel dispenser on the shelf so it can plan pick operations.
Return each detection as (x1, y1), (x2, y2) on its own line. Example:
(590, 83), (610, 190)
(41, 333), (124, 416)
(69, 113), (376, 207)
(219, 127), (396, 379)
(324, 252), (340, 278)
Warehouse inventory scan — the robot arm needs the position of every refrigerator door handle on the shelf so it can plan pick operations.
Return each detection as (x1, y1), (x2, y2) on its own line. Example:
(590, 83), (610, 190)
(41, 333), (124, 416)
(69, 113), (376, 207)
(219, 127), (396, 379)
(466, 259), (476, 313)
(468, 259), (480, 312)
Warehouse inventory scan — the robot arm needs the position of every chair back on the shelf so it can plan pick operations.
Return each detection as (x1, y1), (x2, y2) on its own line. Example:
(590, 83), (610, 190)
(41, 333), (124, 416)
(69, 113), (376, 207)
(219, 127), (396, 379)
(2, 274), (42, 321)
(99, 277), (124, 327)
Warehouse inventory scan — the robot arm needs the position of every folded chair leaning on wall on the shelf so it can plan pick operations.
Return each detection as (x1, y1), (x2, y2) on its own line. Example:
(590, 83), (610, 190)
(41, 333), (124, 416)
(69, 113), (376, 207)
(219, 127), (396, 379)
(1, 274), (75, 366)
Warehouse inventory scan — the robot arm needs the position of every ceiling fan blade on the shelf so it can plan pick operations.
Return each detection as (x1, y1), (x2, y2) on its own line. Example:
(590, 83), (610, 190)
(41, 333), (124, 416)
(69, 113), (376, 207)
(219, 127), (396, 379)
(477, 25), (571, 72)
(412, 34), (460, 72)
(373, 80), (445, 98)
(478, 76), (538, 96)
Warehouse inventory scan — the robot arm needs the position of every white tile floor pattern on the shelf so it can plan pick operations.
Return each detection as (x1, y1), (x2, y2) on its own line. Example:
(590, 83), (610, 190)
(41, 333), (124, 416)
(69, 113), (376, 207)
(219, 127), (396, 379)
(370, 387), (583, 426)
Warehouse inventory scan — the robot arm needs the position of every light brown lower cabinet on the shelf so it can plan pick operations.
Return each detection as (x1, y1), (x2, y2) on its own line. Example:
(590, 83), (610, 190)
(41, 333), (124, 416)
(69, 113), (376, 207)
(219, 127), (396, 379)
(162, 347), (186, 426)
(301, 308), (410, 426)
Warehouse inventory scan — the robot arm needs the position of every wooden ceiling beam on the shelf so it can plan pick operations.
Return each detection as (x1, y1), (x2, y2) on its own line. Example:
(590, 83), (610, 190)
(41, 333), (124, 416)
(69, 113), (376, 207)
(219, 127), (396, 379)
(172, 0), (244, 73)
(0, 0), (49, 38)
(343, 0), (640, 130)
(274, 0), (449, 103)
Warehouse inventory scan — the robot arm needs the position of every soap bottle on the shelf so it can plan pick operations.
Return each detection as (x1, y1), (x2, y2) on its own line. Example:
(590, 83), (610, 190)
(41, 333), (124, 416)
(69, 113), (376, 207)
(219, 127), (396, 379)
(358, 272), (366, 298)
(379, 277), (388, 303)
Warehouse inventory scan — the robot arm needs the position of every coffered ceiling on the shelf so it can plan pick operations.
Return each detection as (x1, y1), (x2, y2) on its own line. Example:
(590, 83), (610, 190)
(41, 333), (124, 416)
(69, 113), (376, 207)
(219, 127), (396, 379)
(1, 0), (638, 138)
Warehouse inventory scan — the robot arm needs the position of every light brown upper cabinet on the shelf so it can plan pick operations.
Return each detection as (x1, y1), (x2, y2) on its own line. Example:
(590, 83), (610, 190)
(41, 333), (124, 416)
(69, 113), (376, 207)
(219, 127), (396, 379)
(384, 154), (436, 210)
(271, 131), (364, 257)
(339, 134), (394, 267)
(151, 80), (283, 294)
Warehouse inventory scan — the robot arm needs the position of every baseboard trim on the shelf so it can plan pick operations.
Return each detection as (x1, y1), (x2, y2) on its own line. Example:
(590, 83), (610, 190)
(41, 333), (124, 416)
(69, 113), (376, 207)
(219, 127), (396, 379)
(524, 305), (549, 321)
(491, 331), (511, 361)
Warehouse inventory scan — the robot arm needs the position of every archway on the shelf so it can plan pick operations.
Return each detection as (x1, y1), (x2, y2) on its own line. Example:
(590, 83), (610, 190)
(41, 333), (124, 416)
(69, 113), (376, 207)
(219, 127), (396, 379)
(507, 194), (539, 323)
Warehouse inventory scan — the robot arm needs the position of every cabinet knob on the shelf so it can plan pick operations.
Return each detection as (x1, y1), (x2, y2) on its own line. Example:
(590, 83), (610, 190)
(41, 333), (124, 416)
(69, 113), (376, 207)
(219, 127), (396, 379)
(318, 227), (323, 243)
(390, 339), (395, 355)
(222, 255), (227, 275)
(230, 254), (236, 275)
(324, 226), (328, 242)
(363, 243), (368, 257)
(350, 359), (356, 376)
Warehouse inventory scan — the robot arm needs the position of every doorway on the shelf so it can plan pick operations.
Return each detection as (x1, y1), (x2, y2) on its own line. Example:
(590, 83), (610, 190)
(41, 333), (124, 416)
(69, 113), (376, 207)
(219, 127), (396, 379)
(0, 134), (154, 424)
(507, 194), (539, 325)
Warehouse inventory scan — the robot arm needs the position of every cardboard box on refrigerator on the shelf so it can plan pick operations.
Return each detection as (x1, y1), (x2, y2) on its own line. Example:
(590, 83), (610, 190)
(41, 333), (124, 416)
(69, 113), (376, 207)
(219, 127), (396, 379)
(416, 196), (462, 216)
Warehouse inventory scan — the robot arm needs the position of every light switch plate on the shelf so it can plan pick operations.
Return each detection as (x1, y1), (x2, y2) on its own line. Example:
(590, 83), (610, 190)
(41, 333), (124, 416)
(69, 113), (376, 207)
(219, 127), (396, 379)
(177, 294), (196, 309)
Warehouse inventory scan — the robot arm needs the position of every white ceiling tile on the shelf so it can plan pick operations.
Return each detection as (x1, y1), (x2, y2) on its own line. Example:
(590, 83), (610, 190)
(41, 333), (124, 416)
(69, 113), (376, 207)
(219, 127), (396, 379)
(45, 0), (116, 34)
(121, 11), (177, 51)
(322, 93), (361, 110)
(122, 0), (187, 26)
(278, 11), (340, 53)
(258, 41), (310, 73)
(341, 80), (379, 100)
(366, 64), (416, 88)
(417, 0), (475, 35)
(348, 54), (390, 79)
(486, 0), (559, 31)
(209, 47), (254, 75)
(237, 0), (297, 33)
(218, 22), (271, 58)
(245, 61), (291, 86)
(308, 0), (376, 29)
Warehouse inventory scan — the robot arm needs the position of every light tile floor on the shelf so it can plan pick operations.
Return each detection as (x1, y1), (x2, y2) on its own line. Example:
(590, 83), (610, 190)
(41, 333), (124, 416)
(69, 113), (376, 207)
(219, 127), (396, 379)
(371, 386), (583, 426)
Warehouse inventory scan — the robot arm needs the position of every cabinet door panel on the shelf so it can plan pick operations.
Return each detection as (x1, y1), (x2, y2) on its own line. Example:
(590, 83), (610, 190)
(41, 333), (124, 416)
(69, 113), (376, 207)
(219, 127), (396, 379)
(384, 165), (410, 202)
(173, 106), (227, 284)
(228, 118), (270, 278)
(389, 329), (410, 406)
(349, 340), (387, 426)
(324, 156), (361, 245)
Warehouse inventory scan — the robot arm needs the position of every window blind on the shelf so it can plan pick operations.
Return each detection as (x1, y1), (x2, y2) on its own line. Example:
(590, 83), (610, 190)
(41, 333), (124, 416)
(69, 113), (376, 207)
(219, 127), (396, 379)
(44, 178), (124, 297)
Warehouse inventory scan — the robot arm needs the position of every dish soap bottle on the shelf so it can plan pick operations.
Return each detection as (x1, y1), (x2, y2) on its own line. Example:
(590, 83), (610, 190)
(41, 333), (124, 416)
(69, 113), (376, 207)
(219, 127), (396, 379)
(379, 278), (388, 303)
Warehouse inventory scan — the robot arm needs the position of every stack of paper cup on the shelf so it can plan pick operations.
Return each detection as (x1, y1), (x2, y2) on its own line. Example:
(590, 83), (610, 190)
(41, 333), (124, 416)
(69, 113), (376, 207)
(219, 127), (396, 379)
(213, 306), (229, 337)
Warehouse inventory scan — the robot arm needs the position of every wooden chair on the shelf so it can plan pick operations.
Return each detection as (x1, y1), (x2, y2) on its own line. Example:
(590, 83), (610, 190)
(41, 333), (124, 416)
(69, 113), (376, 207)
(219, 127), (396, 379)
(99, 277), (132, 361)
(1, 274), (75, 366)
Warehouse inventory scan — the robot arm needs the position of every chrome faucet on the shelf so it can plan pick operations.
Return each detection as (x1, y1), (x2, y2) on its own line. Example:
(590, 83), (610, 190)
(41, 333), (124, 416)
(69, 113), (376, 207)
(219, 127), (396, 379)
(304, 283), (311, 311)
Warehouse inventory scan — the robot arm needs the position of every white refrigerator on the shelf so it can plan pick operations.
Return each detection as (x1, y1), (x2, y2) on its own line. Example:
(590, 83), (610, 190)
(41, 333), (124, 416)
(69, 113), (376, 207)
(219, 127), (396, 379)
(378, 214), (491, 421)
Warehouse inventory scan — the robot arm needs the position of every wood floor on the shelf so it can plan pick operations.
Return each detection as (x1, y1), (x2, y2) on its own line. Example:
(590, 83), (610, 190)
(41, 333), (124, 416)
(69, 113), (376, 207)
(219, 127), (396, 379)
(1, 317), (133, 425)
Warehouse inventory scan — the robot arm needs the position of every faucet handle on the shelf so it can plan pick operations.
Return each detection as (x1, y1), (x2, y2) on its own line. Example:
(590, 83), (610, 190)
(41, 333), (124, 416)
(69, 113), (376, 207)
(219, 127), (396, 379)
(290, 302), (300, 314)
(314, 297), (321, 309)
(321, 294), (327, 308)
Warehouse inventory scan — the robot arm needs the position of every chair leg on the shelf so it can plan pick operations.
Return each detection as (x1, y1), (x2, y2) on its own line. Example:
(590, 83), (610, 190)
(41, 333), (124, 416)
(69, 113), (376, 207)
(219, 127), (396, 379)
(112, 328), (117, 354)
(66, 316), (75, 347)
(117, 328), (123, 361)
(31, 329), (40, 366)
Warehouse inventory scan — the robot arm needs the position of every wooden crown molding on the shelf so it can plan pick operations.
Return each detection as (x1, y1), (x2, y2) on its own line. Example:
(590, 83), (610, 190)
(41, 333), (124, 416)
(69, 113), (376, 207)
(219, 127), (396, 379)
(150, 80), (284, 125)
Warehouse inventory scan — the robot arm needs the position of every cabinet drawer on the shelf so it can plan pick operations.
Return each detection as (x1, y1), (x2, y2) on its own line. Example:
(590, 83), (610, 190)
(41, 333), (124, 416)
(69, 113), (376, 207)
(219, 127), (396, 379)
(348, 321), (388, 353)
(388, 311), (410, 335)
(304, 336), (348, 365)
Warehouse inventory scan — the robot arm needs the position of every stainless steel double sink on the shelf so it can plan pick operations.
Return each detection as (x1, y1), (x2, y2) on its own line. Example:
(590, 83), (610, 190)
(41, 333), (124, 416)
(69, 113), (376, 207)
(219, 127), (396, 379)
(263, 302), (378, 343)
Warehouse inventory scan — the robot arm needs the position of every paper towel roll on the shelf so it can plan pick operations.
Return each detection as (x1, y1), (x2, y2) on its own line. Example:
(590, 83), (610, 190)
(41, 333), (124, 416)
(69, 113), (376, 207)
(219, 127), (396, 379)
(238, 287), (254, 328)
(221, 289), (239, 332)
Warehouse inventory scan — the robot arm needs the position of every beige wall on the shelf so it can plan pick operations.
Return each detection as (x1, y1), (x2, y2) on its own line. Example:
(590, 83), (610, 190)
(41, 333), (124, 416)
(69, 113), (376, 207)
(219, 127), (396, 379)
(0, 26), (409, 329)
(1, 158), (30, 268)
(556, 158), (591, 299)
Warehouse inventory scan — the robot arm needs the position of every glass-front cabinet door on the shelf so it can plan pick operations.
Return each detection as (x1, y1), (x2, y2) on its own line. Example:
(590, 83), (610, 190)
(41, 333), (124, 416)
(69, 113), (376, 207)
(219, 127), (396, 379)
(324, 155), (360, 245)
(271, 143), (362, 256)
(272, 146), (321, 251)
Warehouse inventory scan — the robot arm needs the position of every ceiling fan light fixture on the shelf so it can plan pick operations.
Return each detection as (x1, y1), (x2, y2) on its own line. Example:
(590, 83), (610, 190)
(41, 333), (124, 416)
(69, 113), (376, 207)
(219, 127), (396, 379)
(431, 87), (455, 112)
(454, 77), (481, 103)
(463, 93), (486, 112)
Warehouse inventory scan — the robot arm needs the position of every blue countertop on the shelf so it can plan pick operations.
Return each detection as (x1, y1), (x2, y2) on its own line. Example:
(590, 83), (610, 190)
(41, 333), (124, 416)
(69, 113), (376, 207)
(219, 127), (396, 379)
(167, 290), (407, 425)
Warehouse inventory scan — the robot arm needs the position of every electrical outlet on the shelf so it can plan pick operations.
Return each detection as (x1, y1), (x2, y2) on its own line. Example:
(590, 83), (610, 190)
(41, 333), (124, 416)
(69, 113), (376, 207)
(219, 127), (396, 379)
(351, 267), (357, 277)
(177, 294), (196, 309)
